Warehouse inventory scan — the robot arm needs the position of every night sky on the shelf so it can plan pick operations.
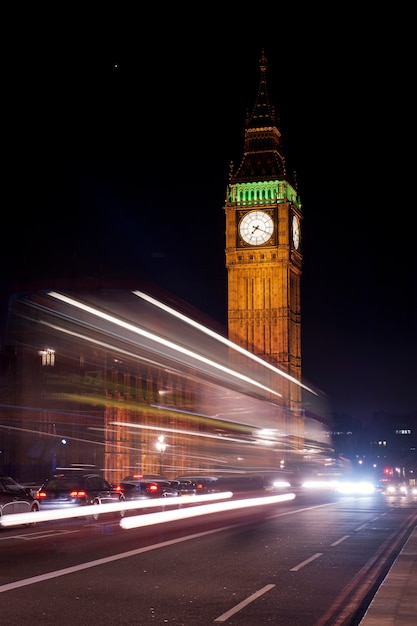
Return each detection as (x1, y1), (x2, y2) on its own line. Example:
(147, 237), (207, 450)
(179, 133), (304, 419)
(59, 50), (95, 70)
(3, 11), (416, 423)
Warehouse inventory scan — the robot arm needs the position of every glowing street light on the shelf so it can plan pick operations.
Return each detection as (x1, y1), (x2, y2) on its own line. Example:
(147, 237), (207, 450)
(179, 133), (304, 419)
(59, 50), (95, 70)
(156, 435), (166, 475)
(40, 348), (55, 366)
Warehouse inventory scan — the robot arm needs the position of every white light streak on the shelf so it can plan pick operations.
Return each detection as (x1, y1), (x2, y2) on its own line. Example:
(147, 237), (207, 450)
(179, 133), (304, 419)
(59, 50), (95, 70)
(133, 289), (317, 395)
(0, 492), (233, 528)
(110, 420), (257, 446)
(120, 493), (295, 530)
(47, 292), (282, 398)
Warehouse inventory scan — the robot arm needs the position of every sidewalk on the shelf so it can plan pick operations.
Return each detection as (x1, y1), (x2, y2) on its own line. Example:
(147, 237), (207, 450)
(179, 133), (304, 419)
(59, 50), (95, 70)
(358, 526), (417, 625)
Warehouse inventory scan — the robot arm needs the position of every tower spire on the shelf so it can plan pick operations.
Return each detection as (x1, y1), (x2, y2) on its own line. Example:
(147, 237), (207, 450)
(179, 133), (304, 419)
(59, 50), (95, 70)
(247, 48), (276, 128)
(231, 49), (286, 183)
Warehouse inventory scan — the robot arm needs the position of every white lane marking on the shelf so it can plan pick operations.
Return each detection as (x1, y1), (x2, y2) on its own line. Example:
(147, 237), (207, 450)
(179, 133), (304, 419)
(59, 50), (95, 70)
(0, 529), (78, 542)
(290, 552), (323, 571)
(213, 584), (275, 622)
(331, 535), (350, 546)
(0, 500), (336, 593)
(0, 524), (242, 593)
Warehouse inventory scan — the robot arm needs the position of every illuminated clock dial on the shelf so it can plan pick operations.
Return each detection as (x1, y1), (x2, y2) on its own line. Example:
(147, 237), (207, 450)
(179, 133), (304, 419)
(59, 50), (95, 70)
(292, 215), (300, 250)
(239, 211), (274, 245)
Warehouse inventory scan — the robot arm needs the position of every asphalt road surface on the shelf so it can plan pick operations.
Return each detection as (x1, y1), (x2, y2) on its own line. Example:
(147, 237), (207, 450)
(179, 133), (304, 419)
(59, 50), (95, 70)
(1, 491), (416, 625)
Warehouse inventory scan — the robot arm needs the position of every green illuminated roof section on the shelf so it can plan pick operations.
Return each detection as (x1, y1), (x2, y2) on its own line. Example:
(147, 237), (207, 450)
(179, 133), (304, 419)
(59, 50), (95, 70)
(227, 180), (300, 210)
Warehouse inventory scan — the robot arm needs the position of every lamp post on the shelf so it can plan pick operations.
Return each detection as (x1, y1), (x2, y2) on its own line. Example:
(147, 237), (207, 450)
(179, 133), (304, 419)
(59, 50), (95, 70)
(156, 435), (166, 476)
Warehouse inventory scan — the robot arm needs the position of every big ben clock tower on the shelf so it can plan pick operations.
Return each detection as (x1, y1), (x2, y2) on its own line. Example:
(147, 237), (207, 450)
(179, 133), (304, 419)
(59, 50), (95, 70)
(225, 50), (302, 409)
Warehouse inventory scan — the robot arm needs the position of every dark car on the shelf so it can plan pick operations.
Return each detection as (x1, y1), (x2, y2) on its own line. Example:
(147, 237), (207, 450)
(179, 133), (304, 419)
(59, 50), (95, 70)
(0, 476), (40, 526)
(116, 475), (180, 501)
(170, 476), (220, 497)
(381, 482), (410, 497)
(36, 473), (125, 520)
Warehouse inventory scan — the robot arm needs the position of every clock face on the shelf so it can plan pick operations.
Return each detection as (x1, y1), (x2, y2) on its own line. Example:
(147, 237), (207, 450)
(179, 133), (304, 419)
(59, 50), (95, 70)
(292, 215), (300, 250)
(239, 211), (274, 245)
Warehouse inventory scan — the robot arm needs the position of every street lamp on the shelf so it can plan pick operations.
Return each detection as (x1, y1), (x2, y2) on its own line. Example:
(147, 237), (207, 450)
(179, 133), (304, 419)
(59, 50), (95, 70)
(156, 435), (166, 476)
(40, 348), (55, 366)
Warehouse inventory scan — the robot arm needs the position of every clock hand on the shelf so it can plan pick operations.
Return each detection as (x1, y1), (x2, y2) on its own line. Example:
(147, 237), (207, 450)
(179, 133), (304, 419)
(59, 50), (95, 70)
(251, 224), (268, 235)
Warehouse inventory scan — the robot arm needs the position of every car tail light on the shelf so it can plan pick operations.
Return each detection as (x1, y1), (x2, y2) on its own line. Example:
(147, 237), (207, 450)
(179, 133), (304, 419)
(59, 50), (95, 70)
(36, 491), (47, 499)
(148, 483), (159, 494)
(114, 485), (123, 493)
(196, 483), (203, 491)
(69, 490), (87, 498)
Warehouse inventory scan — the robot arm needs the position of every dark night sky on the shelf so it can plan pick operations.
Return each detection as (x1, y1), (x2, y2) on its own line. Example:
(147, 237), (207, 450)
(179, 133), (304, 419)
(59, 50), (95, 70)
(3, 11), (416, 423)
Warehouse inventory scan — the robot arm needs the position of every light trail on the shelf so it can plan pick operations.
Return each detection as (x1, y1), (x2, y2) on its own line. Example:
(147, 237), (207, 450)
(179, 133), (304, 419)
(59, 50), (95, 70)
(110, 420), (266, 446)
(48, 291), (282, 398)
(120, 493), (296, 529)
(0, 492), (234, 528)
(133, 289), (318, 395)
(5, 289), (332, 482)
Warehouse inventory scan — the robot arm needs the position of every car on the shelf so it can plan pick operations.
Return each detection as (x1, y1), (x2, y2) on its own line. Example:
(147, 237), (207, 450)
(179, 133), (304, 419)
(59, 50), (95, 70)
(36, 473), (125, 520)
(382, 482), (410, 496)
(263, 475), (293, 493)
(172, 474), (272, 496)
(0, 476), (40, 526)
(115, 475), (180, 501)
(170, 476), (221, 497)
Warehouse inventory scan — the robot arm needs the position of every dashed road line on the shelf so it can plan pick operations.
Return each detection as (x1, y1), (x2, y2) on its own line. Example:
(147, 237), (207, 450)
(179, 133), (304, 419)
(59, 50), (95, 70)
(214, 584), (275, 623)
(290, 552), (323, 571)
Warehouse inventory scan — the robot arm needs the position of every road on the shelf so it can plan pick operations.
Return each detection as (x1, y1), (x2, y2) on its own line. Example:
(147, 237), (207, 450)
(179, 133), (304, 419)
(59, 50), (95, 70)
(1, 491), (416, 625)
